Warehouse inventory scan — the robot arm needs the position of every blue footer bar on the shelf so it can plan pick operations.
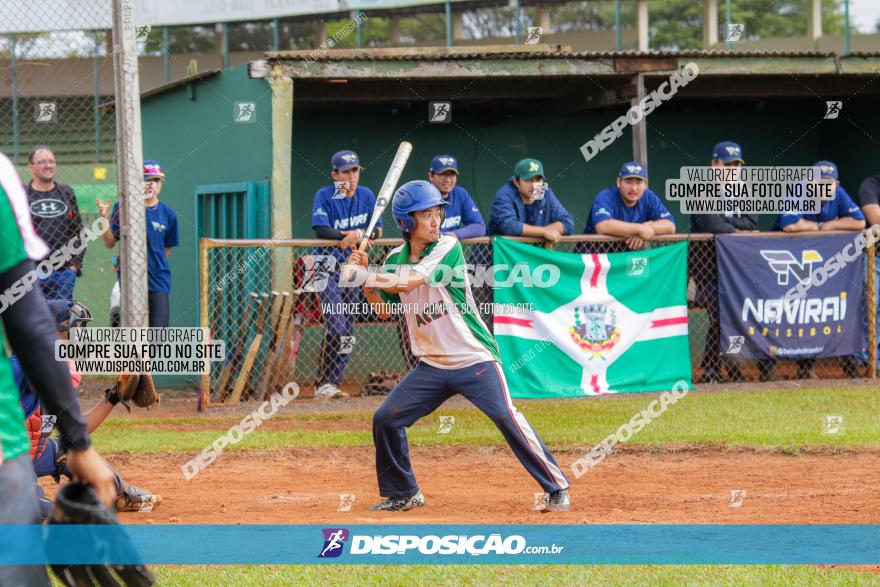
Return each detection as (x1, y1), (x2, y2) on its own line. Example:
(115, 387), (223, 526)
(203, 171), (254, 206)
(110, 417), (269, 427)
(1, 524), (877, 565)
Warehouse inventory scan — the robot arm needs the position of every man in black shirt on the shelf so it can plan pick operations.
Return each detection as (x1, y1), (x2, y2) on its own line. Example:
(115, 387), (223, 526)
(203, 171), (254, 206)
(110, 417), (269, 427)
(26, 146), (86, 301)
(691, 141), (758, 383)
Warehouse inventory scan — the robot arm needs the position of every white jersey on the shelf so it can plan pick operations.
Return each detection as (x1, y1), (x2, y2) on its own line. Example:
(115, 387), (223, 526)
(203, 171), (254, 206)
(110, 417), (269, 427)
(379, 235), (500, 369)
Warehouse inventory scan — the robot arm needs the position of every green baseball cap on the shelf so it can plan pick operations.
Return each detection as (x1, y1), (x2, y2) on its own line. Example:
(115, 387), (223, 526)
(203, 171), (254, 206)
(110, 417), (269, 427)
(514, 158), (544, 180)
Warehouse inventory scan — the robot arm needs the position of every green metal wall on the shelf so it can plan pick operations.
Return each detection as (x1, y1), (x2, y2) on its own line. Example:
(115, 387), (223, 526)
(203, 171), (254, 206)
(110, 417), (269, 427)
(291, 97), (877, 236)
(140, 64), (272, 385)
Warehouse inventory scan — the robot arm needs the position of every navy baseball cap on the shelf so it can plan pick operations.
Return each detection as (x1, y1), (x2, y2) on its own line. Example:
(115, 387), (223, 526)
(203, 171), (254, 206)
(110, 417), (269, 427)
(429, 154), (459, 174)
(712, 141), (744, 164)
(619, 161), (647, 180)
(331, 150), (362, 172)
(814, 160), (838, 179)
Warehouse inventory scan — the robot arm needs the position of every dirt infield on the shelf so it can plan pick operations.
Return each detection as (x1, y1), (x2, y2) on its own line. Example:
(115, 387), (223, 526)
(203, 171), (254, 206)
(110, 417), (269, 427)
(66, 447), (878, 525)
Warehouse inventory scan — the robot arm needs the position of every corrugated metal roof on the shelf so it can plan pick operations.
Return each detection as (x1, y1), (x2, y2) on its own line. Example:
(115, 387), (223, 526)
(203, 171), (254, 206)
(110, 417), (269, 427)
(265, 45), (871, 62)
(140, 69), (222, 100)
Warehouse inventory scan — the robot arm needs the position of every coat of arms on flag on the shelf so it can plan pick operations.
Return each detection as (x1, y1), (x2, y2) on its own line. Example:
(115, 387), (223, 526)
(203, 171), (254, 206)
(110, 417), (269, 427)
(493, 238), (692, 397)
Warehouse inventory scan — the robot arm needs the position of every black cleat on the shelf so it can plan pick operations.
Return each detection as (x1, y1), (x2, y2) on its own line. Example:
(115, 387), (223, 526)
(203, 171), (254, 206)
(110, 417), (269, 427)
(371, 491), (425, 512)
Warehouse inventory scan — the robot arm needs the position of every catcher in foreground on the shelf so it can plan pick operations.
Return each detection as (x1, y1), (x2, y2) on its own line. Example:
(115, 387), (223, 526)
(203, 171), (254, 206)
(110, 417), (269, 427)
(12, 300), (161, 515)
(345, 180), (570, 512)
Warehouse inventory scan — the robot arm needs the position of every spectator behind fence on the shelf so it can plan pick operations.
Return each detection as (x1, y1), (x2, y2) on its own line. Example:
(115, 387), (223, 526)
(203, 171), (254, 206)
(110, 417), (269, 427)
(857, 172), (880, 372)
(487, 157), (574, 243)
(428, 154), (485, 240)
(97, 160), (179, 328)
(26, 146), (86, 301)
(763, 160), (865, 380)
(583, 162), (675, 250)
(311, 149), (383, 399)
(690, 141), (756, 384)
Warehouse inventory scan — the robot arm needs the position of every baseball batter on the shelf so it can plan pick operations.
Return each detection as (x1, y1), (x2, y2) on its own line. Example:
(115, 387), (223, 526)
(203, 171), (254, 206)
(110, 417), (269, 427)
(346, 180), (570, 512)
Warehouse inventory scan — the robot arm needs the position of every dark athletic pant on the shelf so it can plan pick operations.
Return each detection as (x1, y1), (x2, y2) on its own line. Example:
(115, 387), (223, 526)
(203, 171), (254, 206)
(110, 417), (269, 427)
(0, 455), (50, 586)
(373, 360), (569, 498)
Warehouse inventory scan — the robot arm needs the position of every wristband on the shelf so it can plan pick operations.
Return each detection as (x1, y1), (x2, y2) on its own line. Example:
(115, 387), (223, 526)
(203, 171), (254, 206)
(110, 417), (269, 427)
(105, 387), (121, 406)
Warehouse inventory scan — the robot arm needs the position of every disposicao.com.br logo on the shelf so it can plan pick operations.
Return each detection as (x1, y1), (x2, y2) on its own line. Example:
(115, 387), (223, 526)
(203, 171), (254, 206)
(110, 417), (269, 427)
(318, 529), (563, 557)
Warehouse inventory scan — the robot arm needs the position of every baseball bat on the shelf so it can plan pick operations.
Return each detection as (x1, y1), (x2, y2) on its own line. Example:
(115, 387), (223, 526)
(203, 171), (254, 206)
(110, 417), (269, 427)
(247, 292), (272, 399)
(269, 296), (303, 396)
(357, 141), (412, 252)
(266, 291), (283, 349)
(214, 293), (257, 401)
(227, 294), (268, 404)
(259, 292), (292, 399)
(254, 291), (283, 398)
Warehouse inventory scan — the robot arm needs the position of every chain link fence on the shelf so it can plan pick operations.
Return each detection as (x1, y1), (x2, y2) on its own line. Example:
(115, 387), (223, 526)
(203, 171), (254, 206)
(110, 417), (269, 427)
(0, 0), (151, 328)
(200, 232), (878, 408)
(1, 4), (118, 326)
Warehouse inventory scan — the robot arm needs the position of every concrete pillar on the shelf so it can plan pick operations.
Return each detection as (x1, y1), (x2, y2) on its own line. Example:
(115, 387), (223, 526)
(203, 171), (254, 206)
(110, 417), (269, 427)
(315, 21), (328, 47)
(703, 0), (718, 49)
(807, 0), (822, 42)
(269, 70), (293, 292)
(631, 73), (648, 166)
(538, 6), (551, 32)
(637, 0), (649, 51)
(452, 11), (465, 41)
(389, 16), (400, 44)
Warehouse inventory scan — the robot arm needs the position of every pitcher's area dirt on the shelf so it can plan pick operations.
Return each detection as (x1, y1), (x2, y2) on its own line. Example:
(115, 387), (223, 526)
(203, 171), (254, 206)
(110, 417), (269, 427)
(61, 447), (877, 525)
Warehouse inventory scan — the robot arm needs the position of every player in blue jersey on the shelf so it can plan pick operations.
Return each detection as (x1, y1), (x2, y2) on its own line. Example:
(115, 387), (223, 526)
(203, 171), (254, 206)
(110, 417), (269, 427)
(857, 173), (880, 374)
(311, 150), (383, 399)
(584, 162), (675, 249)
(427, 154), (485, 239)
(773, 161), (865, 233)
(691, 141), (756, 384)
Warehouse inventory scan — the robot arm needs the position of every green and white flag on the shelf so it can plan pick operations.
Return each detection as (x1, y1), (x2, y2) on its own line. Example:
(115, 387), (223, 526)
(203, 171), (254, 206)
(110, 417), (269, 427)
(493, 238), (691, 398)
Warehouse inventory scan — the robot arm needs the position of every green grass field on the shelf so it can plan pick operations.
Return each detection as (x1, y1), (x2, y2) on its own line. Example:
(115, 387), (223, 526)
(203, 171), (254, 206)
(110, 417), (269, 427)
(93, 386), (880, 453)
(149, 564), (880, 586)
(93, 385), (879, 585)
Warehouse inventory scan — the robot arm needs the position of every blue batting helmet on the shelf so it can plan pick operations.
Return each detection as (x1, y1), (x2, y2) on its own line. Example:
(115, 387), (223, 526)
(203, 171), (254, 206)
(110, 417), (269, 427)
(391, 180), (448, 232)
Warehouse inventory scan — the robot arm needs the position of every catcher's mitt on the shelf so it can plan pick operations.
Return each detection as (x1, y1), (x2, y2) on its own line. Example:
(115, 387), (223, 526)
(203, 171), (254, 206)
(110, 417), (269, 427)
(361, 370), (400, 397)
(132, 373), (159, 408)
(48, 482), (155, 587)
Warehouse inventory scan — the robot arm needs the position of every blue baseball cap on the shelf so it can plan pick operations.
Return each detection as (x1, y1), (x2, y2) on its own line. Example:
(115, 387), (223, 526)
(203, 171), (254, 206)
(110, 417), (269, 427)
(619, 161), (647, 180)
(814, 160), (838, 180)
(429, 154), (459, 174)
(331, 150), (362, 172)
(712, 141), (744, 164)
